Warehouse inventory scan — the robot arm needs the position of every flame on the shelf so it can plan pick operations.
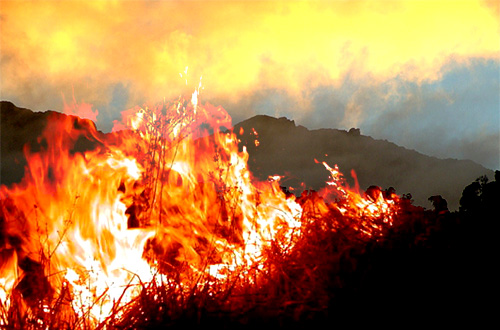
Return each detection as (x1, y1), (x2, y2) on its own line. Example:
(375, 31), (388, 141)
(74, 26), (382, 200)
(0, 88), (399, 326)
(62, 87), (99, 122)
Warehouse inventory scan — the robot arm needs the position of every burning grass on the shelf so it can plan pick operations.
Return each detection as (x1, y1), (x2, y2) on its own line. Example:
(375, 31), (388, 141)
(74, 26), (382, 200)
(1, 199), (396, 329)
(2, 90), (487, 328)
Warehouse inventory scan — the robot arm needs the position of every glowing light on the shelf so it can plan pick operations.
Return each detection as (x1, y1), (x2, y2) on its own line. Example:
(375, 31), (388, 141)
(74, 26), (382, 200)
(0, 88), (399, 326)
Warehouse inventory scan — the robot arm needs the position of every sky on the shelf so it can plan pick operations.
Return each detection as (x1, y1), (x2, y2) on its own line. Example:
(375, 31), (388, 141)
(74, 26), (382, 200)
(1, 0), (499, 170)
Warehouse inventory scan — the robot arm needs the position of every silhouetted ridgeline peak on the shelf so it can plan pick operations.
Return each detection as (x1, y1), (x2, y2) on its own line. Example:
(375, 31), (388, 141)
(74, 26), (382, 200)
(1, 101), (103, 186)
(234, 115), (493, 210)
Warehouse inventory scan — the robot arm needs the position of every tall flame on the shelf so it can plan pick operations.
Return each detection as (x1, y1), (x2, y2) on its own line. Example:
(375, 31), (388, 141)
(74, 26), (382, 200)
(0, 88), (398, 326)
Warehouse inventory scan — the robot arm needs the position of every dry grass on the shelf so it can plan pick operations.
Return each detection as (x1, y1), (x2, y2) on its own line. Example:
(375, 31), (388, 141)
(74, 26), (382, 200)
(3, 192), (487, 328)
(3, 100), (489, 328)
(0, 100), (363, 328)
(1, 191), (383, 329)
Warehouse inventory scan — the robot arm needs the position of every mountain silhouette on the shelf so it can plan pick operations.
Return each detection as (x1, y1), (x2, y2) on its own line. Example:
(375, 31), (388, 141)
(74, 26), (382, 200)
(0, 101), (104, 186)
(1, 102), (493, 210)
(234, 115), (494, 210)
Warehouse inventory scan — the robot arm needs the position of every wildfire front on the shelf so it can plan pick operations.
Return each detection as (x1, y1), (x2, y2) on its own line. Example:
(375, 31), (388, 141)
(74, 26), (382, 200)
(0, 91), (400, 328)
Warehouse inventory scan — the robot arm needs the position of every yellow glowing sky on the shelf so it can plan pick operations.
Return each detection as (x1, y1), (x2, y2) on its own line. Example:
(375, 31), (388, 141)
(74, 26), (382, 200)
(1, 0), (499, 168)
(1, 0), (498, 103)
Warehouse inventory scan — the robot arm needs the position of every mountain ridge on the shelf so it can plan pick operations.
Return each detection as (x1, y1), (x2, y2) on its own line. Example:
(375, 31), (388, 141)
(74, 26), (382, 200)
(1, 101), (493, 210)
(234, 115), (494, 210)
(0, 101), (105, 185)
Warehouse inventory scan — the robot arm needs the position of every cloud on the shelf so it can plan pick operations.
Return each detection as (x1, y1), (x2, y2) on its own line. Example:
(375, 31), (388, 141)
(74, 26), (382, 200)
(224, 58), (499, 170)
(1, 0), (498, 107)
(355, 59), (500, 170)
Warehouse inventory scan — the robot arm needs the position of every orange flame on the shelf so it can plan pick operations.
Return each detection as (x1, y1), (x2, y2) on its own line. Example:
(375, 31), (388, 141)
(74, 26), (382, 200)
(0, 88), (398, 326)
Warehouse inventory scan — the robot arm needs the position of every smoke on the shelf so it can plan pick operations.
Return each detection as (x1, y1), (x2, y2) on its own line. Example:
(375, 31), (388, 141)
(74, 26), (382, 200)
(1, 0), (498, 168)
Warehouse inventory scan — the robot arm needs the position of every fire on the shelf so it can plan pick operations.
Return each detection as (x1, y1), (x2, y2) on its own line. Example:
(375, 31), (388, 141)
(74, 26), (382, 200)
(0, 88), (399, 327)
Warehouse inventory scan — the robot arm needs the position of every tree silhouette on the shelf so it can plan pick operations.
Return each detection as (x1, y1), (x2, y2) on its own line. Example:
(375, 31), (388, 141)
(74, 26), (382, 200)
(459, 171), (499, 215)
(428, 195), (449, 214)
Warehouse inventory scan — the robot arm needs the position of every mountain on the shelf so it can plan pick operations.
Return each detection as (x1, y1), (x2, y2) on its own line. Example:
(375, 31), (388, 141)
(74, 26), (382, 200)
(234, 115), (494, 210)
(1, 102), (493, 210)
(0, 101), (103, 186)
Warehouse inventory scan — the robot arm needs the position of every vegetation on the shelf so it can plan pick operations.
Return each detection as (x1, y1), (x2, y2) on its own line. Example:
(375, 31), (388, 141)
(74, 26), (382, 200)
(1, 100), (497, 328)
(1, 170), (497, 328)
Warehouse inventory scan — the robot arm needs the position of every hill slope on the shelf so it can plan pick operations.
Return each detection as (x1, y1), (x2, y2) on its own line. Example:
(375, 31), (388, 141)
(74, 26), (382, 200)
(1, 101), (103, 186)
(234, 115), (493, 210)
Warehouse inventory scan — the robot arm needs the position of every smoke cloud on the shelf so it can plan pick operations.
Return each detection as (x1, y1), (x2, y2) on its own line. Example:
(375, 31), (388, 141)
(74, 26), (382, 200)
(1, 0), (499, 169)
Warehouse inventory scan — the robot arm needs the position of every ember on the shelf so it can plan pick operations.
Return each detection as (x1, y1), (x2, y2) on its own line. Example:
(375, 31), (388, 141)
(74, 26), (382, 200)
(0, 89), (399, 328)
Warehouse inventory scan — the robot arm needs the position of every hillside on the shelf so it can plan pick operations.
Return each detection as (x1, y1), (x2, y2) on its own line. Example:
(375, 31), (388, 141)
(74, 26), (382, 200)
(234, 115), (493, 210)
(0, 101), (103, 186)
